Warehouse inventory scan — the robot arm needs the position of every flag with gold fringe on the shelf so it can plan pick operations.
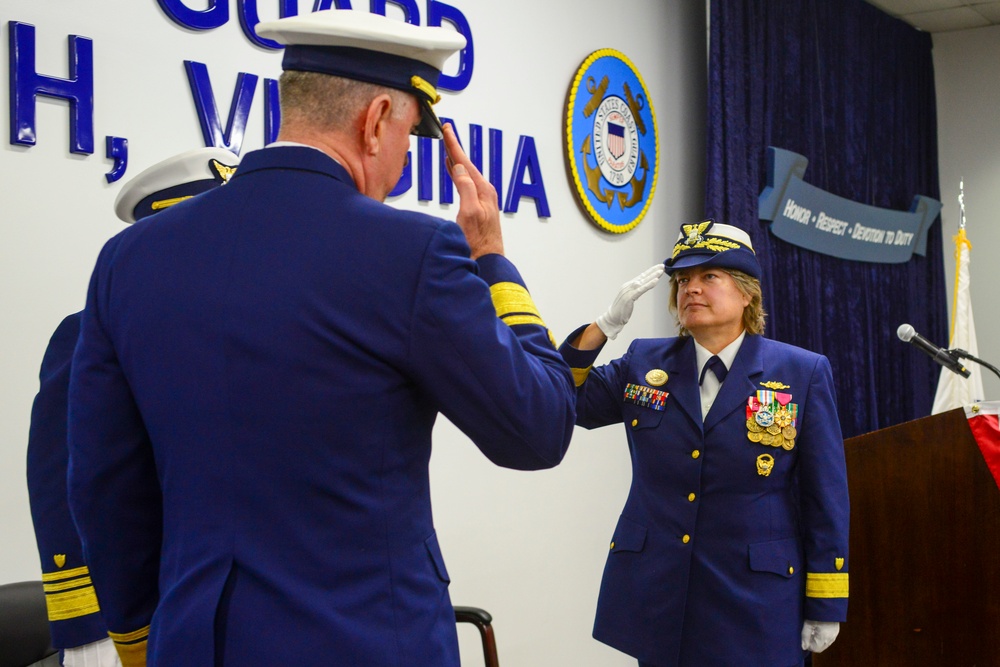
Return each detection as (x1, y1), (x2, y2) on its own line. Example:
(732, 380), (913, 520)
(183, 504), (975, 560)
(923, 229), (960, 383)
(932, 194), (984, 414)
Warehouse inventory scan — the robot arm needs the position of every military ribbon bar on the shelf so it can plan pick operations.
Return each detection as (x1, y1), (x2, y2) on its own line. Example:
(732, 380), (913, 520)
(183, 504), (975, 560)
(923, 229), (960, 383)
(624, 383), (669, 411)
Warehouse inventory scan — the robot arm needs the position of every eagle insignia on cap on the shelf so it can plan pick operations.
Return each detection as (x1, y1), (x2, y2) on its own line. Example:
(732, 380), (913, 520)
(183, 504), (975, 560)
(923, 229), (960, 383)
(210, 159), (237, 184)
(683, 220), (712, 245)
(671, 220), (743, 259)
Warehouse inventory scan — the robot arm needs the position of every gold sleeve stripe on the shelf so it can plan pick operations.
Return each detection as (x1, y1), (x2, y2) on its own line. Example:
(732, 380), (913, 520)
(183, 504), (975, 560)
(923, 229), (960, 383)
(572, 366), (593, 387)
(110, 625), (150, 644)
(548, 331), (558, 349)
(805, 572), (849, 598)
(42, 565), (90, 581)
(502, 314), (547, 328)
(489, 282), (541, 318)
(112, 637), (148, 667)
(44, 575), (93, 592)
(44, 586), (100, 621)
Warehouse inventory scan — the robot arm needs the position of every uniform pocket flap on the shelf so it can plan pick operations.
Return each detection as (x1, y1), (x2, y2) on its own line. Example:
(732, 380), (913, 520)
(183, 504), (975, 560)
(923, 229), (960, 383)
(748, 537), (800, 578)
(624, 406), (665, 431)
(424, 532), (450, 583)
(610, 517), (647, 553)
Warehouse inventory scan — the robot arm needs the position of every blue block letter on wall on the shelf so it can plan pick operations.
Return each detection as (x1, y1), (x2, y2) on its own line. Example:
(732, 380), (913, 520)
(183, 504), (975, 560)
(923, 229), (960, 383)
(428, 1), (473, 91)
(185, 61), (258, 155)
(504, 135), (549, 217)
(9, 22), (94, 154)
(157, 0), (229, 30)
(239, 0), (299, 49)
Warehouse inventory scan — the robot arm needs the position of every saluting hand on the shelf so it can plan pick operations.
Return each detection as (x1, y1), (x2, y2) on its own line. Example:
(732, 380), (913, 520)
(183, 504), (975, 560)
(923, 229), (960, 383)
(596, 263), (665, 340)
(442, 123), (503, 259)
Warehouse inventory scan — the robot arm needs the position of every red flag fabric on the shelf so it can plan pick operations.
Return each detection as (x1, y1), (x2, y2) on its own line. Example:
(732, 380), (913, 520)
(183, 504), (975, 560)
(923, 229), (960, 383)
(965, 401), (1000, 491)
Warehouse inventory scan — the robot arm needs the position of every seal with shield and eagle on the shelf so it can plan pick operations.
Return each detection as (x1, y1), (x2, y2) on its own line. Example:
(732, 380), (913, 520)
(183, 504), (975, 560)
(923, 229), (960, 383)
(565, 49), (659, 234)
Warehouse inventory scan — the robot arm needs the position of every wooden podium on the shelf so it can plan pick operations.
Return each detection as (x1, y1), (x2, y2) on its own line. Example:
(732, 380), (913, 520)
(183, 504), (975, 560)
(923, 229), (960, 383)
(814, 407), (1000, 666)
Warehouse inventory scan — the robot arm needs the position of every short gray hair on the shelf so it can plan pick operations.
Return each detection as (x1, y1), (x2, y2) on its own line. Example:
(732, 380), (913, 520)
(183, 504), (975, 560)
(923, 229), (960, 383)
(278, 70), (411, 132)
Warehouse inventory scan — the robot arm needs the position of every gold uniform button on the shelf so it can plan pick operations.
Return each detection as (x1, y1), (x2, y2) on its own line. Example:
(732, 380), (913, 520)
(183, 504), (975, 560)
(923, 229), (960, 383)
(610, 541), (615, 550)
(631, 419), (638, 427)
(788, 566), (794, 575)
(691, 450), (701, 459)
(688, 493), (696, 502)
(682, 534), (691, 544)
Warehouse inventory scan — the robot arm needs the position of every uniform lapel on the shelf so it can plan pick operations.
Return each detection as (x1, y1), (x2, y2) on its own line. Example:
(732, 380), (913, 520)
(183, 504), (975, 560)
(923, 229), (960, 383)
(704, 334), (764, 434)
(665, 337), (703, 433)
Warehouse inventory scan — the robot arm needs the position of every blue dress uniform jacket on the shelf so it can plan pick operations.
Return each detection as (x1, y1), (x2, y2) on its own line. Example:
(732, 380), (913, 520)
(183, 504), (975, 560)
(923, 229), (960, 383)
(560, 331), (848, 667)
(27, 311), (110, 649)
(66, 146), (576, 667)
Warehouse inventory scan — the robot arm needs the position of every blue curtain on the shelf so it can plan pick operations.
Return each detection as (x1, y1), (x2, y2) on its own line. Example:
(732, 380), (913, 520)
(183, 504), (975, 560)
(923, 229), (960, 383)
(705, 0), (947, 438)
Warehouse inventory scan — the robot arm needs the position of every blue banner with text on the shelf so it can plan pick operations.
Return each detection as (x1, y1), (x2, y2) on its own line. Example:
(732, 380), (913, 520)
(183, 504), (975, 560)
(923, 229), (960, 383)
(758, 147), (941, 264)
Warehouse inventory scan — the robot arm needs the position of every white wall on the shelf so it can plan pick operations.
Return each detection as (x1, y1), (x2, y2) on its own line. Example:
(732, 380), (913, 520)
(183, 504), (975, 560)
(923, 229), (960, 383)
(934, 24), (1000, 403)
(0, 1), (706, 665)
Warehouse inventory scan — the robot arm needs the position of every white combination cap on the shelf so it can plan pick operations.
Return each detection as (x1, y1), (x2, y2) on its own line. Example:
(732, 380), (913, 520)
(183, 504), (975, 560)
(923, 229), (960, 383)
(114, 147), (239, 224)
(257, 10), (466, 138)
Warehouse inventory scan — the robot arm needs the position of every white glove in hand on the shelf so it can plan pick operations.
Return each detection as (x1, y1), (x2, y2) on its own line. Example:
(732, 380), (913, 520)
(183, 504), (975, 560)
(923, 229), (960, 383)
(595, 264), (665, 340)
(62, 637), (123, 667)
(801, 619), (840, 653)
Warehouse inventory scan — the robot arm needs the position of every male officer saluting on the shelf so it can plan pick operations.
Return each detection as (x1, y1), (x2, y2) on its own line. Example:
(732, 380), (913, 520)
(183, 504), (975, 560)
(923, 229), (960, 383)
(67, 10), (575, 667)
(27, 147), (238, 667)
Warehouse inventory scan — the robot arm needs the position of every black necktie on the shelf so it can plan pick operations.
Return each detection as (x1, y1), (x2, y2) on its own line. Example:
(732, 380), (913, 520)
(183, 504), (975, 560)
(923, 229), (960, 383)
(699, 355), (728, 385)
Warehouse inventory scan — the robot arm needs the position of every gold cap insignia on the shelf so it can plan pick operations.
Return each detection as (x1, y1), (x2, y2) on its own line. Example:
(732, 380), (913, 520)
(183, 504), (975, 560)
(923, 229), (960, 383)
(54, 554), (66, 568)
(760, 381), (790, 390)
(756, 454), (774, 477)
(210, 159), (238, 184)
(645, 369), (668, 386)
(683, 220), (712, 245)
(835, 557), (845, 571)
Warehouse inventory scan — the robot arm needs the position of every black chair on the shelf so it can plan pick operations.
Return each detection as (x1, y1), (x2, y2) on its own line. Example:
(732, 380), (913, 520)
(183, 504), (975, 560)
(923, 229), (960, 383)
(0, 583), (495, 667)
(0, 581), (59, 667)
(454, 606), (499, 667)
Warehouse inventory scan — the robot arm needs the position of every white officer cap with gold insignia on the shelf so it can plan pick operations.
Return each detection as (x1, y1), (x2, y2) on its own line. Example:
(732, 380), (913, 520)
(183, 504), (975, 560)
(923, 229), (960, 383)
(664, 219), (762, 279)
(256, 10), (466, 139)
(114, 147), (240, 224)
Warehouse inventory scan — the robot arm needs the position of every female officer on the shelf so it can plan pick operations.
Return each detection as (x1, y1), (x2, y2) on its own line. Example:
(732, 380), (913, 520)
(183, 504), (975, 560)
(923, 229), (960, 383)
(560, 220), (849, 666)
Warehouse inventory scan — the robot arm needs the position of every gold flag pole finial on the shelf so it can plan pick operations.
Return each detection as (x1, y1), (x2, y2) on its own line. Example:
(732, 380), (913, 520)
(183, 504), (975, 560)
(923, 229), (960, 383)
(959, 178), (966, 230)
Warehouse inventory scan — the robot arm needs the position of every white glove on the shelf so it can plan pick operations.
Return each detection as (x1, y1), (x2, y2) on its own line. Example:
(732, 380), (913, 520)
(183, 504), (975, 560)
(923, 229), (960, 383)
(801, 619), (840, 653)
(595, 264), (665, 340)
(62, 637), (123, 667)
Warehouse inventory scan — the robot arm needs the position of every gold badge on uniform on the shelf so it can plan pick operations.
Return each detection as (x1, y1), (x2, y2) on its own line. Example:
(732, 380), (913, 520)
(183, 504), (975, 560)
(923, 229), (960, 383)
(835, 557), (845, 571)
(645, 369), (668, 386)
(54, 554), (66, 568)
(760, 380), (790, 390)
(756, 454), (774, 476)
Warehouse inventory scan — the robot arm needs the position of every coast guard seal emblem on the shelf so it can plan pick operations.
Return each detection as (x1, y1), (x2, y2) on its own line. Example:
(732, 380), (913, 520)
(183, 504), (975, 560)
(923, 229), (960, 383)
(566, 49), (659, 234)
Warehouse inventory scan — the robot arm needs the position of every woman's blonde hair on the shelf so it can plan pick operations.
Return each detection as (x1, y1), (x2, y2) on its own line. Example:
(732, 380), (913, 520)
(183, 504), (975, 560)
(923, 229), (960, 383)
(667, 268), (766, 336)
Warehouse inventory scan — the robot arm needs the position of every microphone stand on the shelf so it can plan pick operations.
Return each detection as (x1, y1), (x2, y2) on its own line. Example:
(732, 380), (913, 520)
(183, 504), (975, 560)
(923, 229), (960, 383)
(950, 349), (1000, 383)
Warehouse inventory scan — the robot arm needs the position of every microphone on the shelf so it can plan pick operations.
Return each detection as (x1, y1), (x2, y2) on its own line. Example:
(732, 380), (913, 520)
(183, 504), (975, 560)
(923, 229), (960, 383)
(896, 324), (971, 378)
